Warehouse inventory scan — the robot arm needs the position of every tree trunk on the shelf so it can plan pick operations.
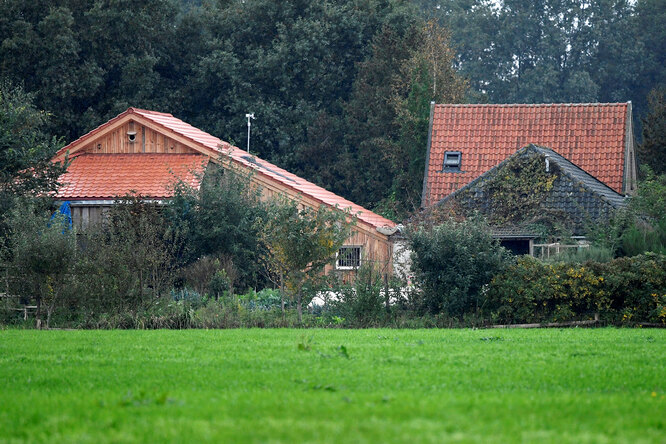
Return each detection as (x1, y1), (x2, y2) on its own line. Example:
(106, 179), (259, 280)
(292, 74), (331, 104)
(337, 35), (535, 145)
(35, 293), (42, 330)
(46, 290), (59, 329)
(139, 269), (144, 305)
(280, 271), (285, 316)
(297, 291), (303, 324)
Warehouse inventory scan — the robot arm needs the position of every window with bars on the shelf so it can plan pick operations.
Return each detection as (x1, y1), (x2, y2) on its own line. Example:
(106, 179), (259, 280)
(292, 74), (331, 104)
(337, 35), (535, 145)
(336, 246), (361, 270)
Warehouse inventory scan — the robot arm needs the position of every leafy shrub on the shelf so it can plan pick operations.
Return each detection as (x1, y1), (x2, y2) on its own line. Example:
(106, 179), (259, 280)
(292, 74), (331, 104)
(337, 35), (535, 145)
(68, 197), (184, 316)
(240, 288), (287, 311)
(167, 164), (268, 292)
(408, 215), (510, 317)
(587, 253), (666, 324)
(487, 253), (666, 325)
(621, 218), (666, 257)
(3, 200), (76, 328)
(332, 264), (386, 327)
(486, 257), (608, 324)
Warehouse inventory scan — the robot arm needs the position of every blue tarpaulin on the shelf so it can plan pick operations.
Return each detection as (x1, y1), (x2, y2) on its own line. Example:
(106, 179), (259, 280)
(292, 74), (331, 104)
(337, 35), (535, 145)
(50, 201), (73, 231)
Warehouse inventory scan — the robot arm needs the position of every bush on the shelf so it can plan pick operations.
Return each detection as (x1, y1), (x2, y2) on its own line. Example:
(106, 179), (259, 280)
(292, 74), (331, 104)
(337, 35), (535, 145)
(486, 253), (666, 325)
(3, 199), (76, 328)
(332, 264), (387, 327)
(486, 257), (608, 324)
(68, 197), (184, 317)
(167, 164), (269, 292)
(408, 215), (510, 317)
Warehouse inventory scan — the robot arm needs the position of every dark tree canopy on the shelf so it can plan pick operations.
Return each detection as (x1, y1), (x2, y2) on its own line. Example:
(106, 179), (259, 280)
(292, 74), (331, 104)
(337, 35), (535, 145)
(639, 88), (666, 176)
(1, 0), (664, 219)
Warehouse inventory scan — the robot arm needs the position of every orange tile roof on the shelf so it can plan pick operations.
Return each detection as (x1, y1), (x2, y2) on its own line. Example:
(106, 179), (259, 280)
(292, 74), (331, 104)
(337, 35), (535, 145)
(56, 108), (396, 230)
(57, 153), (209, 200)
(422, 103), (630, 207)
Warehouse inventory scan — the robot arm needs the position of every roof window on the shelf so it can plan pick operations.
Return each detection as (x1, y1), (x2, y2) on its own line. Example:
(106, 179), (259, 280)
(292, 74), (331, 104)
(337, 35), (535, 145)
(443, 151), (461, 171)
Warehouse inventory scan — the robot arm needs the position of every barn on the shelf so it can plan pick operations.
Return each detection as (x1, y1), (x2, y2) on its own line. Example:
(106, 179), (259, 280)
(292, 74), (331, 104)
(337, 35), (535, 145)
(51, 108), (402, 275)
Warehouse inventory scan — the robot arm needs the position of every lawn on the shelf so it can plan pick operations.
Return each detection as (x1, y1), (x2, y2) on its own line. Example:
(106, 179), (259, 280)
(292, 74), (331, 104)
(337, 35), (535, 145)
(0, 328), (664, 443)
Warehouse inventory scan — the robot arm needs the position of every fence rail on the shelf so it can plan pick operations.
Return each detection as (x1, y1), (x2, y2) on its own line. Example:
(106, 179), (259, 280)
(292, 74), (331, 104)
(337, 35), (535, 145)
(533, 242), (589, 260)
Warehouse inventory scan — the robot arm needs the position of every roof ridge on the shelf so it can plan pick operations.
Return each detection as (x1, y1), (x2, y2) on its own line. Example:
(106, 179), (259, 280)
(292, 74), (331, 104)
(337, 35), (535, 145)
(129, 107), (174, 117)
(435, 102), (628, 107)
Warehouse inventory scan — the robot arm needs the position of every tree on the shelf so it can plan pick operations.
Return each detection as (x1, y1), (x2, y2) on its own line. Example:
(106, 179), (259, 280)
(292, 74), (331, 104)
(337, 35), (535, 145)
(0, 82), (66, 246)
(4, 200), (76, 328)
(620, 167), (666, 256)
(0, 82), (65, 195)
(340, 25), (420, 213)
(408, 215), (509, 317)
(419, 0), (649, 106)
(260, 197), (354, 322)
(167, 162), (269, 292)
(387, 20), (467, 215)
(0, 0), (180, 139)
(339, 19), (467, 219)
(638, 87), (666, 175)
(632, 0), (666, 120)
(102, 196), (185, 305)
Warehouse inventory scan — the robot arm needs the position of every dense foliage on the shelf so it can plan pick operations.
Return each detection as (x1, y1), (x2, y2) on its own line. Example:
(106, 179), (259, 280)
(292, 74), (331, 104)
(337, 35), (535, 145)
(407, 216), (510, 317)
(639, 88), (666, 175)
(2, 0), (663, 214)
(0, 83), (66, 245)
(167, 163), (269, 291)
(590, 168), (666, 256)
(487, 254), (666, 325)
(2, 200), (76, 328)
(260, 196), (353, 321)
(1, 1), (665, 329)
(418, 0), (665, 121)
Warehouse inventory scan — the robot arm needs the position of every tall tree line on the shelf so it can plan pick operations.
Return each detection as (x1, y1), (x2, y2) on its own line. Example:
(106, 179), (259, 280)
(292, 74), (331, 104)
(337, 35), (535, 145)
(416, 0), (666, 120)
(1, 0), (664, 219)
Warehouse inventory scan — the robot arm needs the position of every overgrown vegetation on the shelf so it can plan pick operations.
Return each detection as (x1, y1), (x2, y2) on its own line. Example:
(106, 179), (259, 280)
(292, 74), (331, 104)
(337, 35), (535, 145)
(3, 0), (663, 215)
(591, 167), (666, 257)
(408, 216), (510, 317)
(487, 254), (666, 325)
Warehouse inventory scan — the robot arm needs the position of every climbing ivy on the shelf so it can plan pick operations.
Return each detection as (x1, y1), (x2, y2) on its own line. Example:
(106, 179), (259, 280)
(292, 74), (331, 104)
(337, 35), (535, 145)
(454, 151), (557, 225)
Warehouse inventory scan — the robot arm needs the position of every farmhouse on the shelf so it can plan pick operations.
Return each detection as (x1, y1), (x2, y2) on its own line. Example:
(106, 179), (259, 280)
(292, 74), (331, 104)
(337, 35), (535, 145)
(424, 144), (628, 254)
(421, 102), (638, 208)
(51, 108), (401, 274)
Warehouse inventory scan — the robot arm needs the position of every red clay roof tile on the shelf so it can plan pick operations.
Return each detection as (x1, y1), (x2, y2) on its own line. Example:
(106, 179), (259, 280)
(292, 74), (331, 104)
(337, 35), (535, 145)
(57, 154), (208, 200)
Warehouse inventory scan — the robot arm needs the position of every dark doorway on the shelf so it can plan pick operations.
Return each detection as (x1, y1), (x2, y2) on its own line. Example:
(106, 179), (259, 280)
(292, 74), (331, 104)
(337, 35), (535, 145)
(500, 239), (531, 255)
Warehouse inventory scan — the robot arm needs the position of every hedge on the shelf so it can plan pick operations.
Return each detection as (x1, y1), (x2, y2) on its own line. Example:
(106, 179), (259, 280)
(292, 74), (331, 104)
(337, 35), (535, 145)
(486, 253), (666, 325)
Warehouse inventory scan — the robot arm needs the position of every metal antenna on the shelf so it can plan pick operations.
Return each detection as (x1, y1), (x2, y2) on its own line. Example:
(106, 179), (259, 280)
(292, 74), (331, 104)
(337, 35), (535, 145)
(245, 112), (255, 155)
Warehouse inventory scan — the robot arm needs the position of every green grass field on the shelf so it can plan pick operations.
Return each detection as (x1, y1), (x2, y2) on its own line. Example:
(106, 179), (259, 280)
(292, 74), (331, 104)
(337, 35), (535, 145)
(0, 329), (664, 443)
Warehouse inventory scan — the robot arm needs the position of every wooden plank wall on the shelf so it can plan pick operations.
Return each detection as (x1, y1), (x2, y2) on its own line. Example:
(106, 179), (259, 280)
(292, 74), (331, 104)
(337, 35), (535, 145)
(82, 121), (195, 155)
(71, 206), (111, 230)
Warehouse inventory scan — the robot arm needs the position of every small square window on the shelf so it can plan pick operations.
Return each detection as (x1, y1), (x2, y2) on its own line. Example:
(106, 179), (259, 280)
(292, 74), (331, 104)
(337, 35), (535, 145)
(336, 246), (361, 270)
(443, 151), (461, 171)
